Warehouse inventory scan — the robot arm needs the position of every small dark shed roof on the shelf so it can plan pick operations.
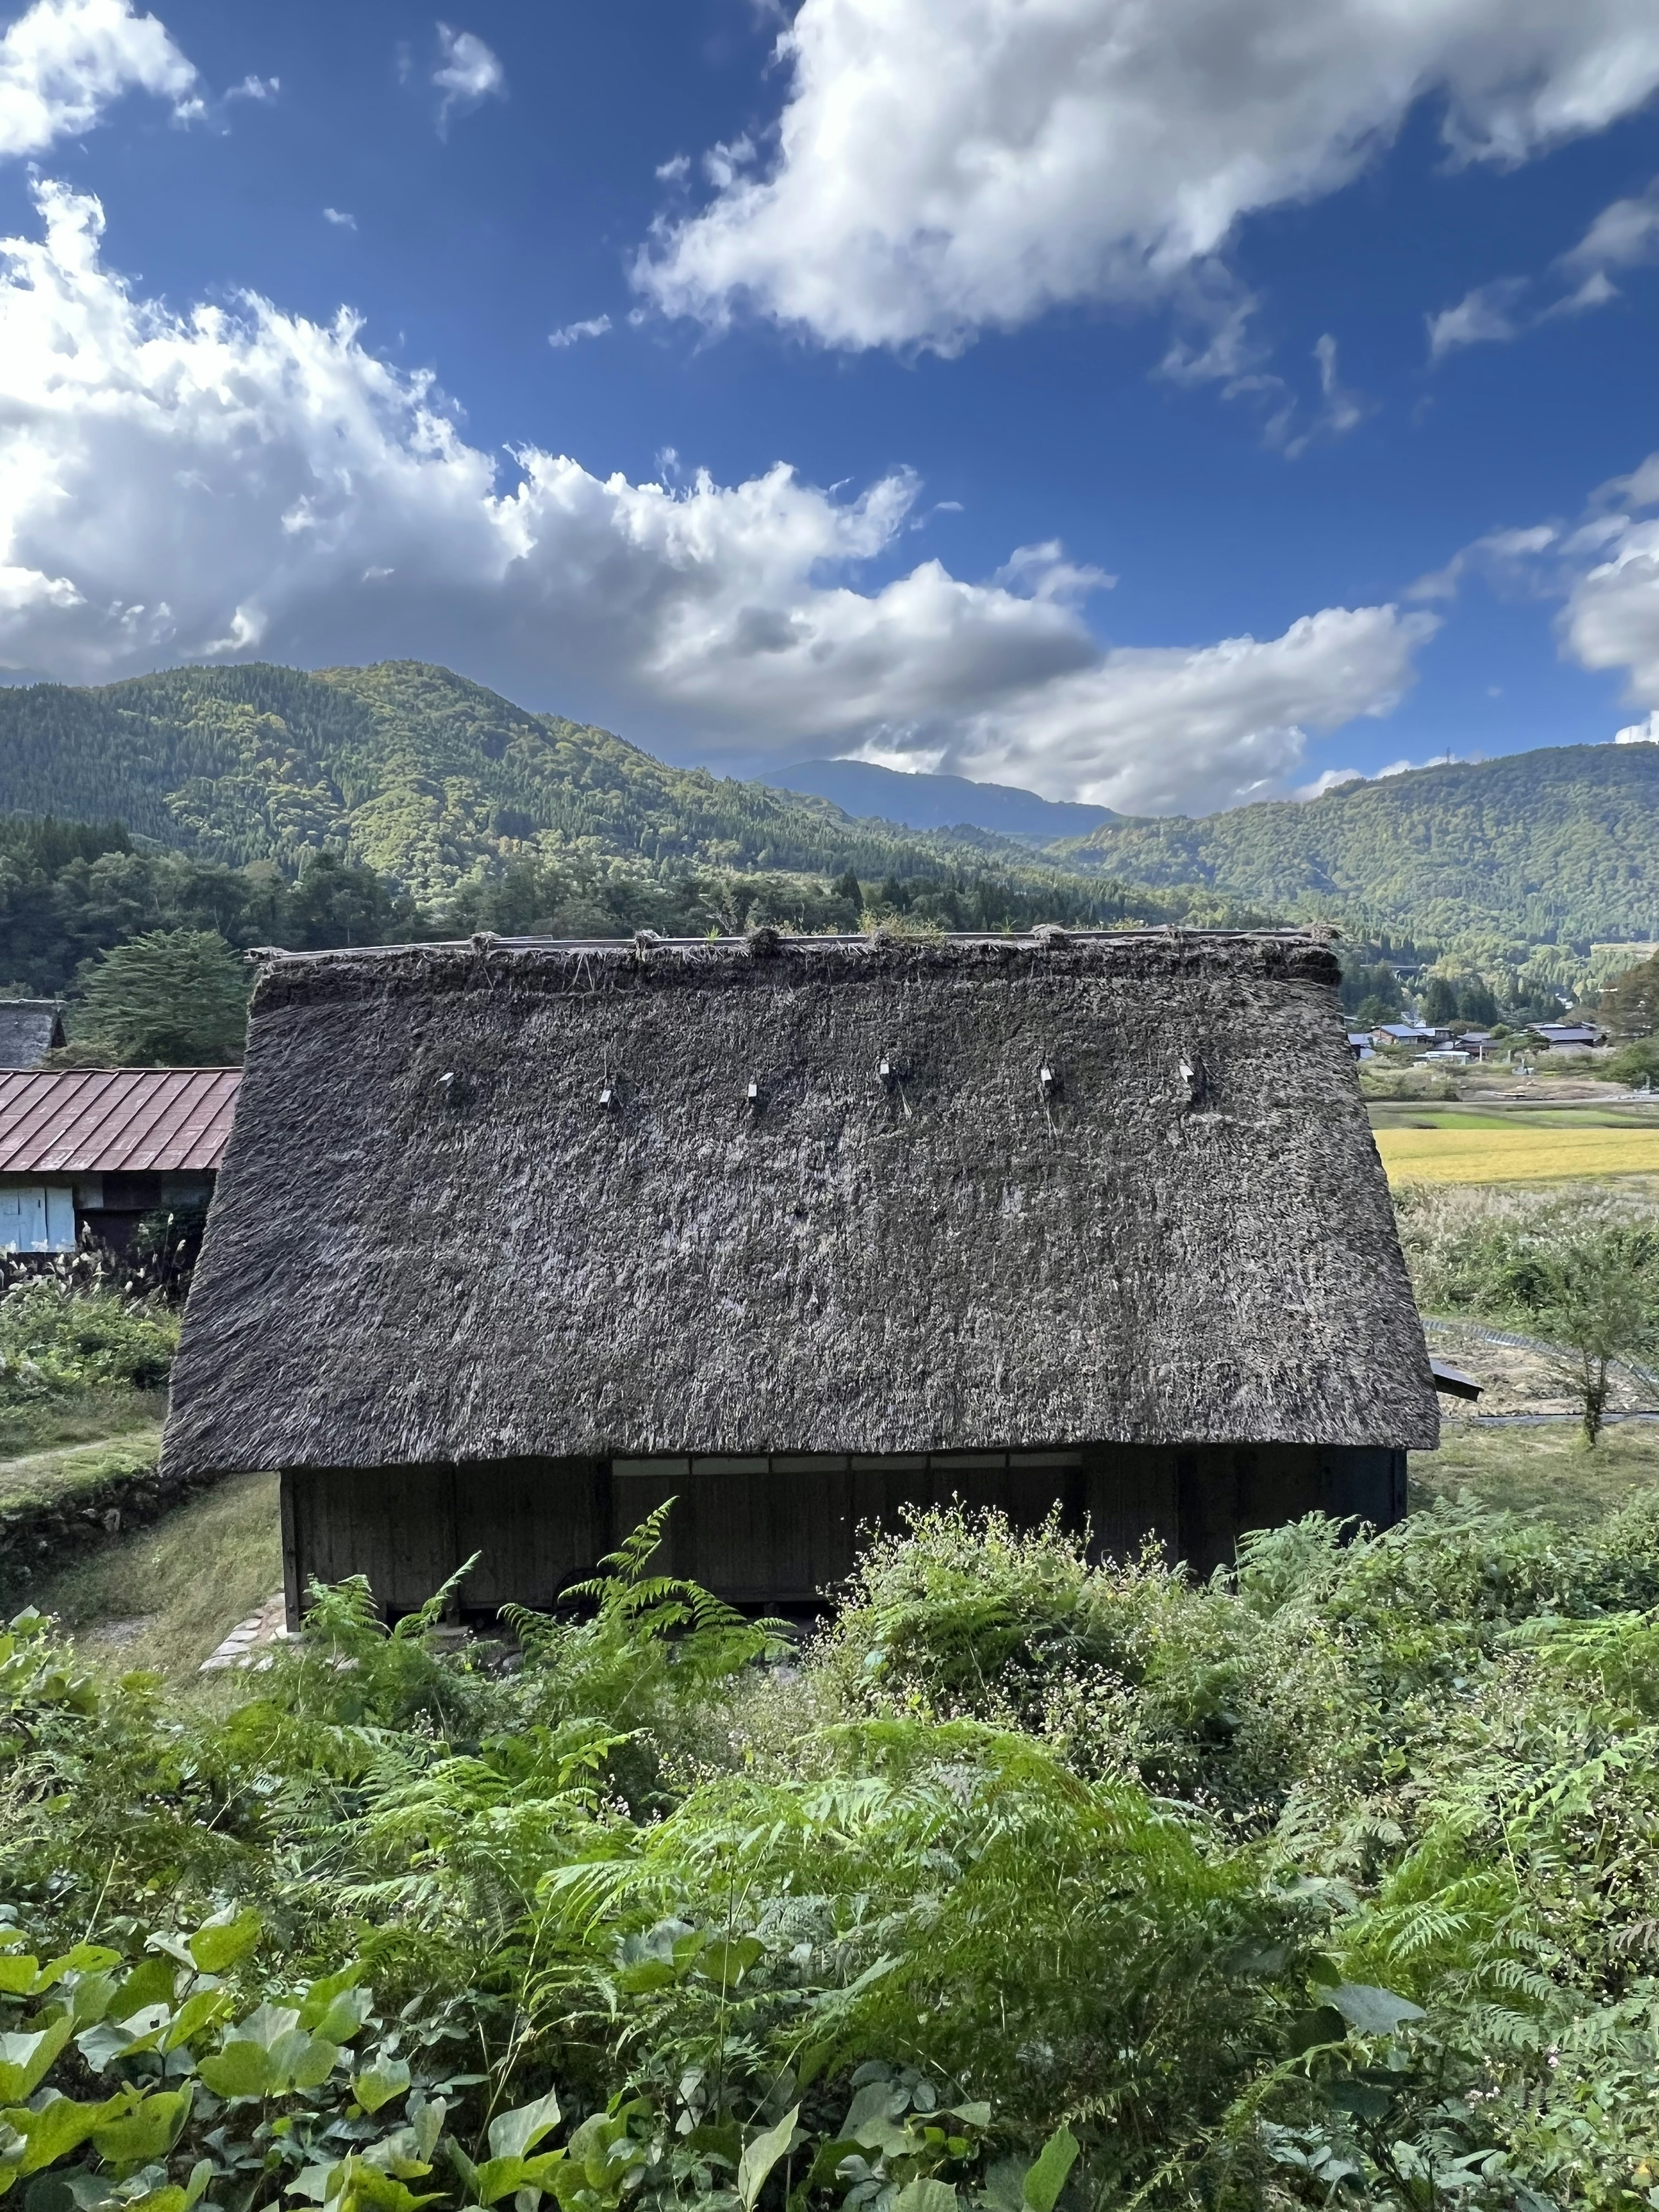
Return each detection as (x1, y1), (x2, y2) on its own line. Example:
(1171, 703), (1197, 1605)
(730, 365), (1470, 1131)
(163, 929), (1440, 1477)
(0, 1001), (65, 1069)
(0, 1068), (241, 1173)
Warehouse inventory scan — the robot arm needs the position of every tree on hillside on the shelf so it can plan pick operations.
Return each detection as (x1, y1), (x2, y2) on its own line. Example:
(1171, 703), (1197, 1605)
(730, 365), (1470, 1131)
(65, 929), (250, 1065)
(1602, 948), (1659, 1036)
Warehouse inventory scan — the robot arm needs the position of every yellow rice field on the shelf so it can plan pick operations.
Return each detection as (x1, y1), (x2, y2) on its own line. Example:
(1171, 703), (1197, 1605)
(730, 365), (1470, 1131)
(1375, 1122), (1659, 1185)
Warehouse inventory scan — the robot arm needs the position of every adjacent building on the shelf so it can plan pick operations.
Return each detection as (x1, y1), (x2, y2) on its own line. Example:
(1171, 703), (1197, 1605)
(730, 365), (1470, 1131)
(164, 928), (1441, 1624)
(0, 1068), (241, 1254)
(0, 1001), (65, 1070)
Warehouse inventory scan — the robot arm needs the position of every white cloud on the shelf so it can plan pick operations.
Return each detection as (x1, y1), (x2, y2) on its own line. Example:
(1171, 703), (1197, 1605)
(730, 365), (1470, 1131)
(1560, 179), (1659, 279)
(0, 177), (1435, 815)
(0, 0), (197, 158)
(1406, 524), (1560, 601)
(635, 0), (1659, 353)
(1270, 333), (1369, 458)
(1426, 276), (1529, 357)
(1427, 176), (1659, 359)
(322, 206), (356, 230)
(548, 313), (610, 349)
(1616, 711), (1659, 743)
(432, 22), (502, 136)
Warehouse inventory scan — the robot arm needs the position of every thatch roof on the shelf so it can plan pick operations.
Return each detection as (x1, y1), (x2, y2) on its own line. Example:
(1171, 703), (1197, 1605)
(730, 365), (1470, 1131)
(162, 929), (1439, 1476)
(0, 1001), (64, 1069)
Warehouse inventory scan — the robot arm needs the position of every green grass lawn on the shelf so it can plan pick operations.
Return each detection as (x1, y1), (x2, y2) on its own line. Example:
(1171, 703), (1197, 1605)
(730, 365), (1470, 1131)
(0, 1386), (167, 1465)
(26, 1469), (282, 1684)
(1410, 1417), (1659, 1522)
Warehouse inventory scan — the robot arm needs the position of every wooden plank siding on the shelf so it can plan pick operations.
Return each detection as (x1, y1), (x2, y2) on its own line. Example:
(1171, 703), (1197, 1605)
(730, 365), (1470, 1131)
(281, 1443), (1406, 1624)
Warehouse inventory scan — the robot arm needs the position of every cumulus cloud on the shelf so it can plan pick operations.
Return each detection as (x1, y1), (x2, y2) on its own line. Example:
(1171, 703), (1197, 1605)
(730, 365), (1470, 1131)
(322, 206), (356, 230)
(634, 0), (1659, 353)
(432, 22), (502, 135)
(1561, 473), (1659, 709)
(0, 178), (1433, 814)
(0, 0), (197, 157)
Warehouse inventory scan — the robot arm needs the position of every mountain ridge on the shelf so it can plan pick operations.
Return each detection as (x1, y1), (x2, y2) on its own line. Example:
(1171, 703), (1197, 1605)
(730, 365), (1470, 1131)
(2, 659), (1659, 955)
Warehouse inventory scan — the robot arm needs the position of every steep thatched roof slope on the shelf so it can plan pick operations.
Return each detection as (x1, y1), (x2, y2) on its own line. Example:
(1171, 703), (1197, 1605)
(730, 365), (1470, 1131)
(0, 1001), (64, 1069)
(163, 930), (1438, 1474)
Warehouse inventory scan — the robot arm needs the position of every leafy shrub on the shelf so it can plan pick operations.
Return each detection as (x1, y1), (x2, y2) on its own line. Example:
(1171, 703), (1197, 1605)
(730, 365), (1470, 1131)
(10, 1498), (1659, 2209)
(0, 1276), (178, 1401)
(1606, 1037), (1659, 1087)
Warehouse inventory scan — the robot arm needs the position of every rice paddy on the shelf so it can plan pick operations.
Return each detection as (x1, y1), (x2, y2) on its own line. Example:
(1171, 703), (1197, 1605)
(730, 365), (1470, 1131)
(1373, 1117), (1659, 1184)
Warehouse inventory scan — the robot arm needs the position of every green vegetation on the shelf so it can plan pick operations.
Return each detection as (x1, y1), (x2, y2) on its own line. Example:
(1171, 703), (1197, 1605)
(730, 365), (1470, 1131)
(1411, 1420), (1659, 1521)
(0, 1275), (178, 1402)
(13, 659), (1659, 993)
(22, 1468), (280, 1679)
(1601, 947), (1659, 1038)
(1060, 740), (1659, 951)
(0, 662), (1175, 926)
(64, 930), (251, 1066)
(8, 1493), (1659, 2209)
(0, 1431), (162, 1515)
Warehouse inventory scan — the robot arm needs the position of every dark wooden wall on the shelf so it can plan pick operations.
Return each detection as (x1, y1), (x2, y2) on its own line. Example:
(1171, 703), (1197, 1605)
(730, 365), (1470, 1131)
(281, 1442), (1407, 1626)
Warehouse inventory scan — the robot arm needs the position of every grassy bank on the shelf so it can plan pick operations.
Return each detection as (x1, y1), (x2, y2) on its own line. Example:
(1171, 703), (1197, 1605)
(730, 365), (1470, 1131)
(24, 1467), (281, 1681)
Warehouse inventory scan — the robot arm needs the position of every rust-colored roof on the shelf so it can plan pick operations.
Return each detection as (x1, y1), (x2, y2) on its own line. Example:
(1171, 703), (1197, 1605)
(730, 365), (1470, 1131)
(0, 1069), (241, 1174)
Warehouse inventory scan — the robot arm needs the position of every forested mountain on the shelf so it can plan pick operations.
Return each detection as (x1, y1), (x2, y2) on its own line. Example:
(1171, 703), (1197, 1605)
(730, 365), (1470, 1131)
(4, 658), (1658, 962)
(0, 660), (1055, 903)
(1057, 743), (1659, 948)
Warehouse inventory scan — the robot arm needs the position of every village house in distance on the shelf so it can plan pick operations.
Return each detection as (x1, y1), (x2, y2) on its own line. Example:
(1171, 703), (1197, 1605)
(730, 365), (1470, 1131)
(162, 928), (1443, 1625)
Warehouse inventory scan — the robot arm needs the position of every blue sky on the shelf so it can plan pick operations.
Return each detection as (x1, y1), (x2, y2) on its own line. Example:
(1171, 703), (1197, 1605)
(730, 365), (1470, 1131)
(1, 0), (1658, 816)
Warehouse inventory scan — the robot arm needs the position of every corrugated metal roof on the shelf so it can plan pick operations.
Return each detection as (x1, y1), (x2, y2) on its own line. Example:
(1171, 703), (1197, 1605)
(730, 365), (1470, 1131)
(0, 1069), (241, 1173)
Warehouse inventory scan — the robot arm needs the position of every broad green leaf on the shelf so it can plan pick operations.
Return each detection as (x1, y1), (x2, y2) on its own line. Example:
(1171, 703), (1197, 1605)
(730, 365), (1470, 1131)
(354, 2058), (411, 2115)
(233, 2004), (298, 2052)
(409, 2099), (446, 2165)
(161, 1989), (236, 2054)
(197, 2040), (273, 2100)
(113, 1961), (177, 2020)
(1020, 2126), (1078, 2212)
(0, 2019), (73, 2104)
(187, 1913), (263, 1977)
(1, 2094), (123, 2175)
(32, 1950), (121, 1991)
(298, 1963), (366, 2033)
(611, 1961), (677, 1996)
(335, 2162), (442, 2212)
(472, 2155), (529, 2204)
(287, 2037), (341, 2093)
(73, 2023), (137, 2075)
(0, 1967), (36, 1999)
(893, 2184), (956, 2212)
(698, 1939), (764, 1989)
(117, 2188), (185, 2212)
(737, 2106), (798, 2212)
(1327, 1984), (1427, 2036)
(944, 2105), (991, 2132)
(91, 2088), (190, 2173)
(488, 2091), (562, 2164)
(309, 1989), (373, 2046)
(473, 2151), (567, 2205)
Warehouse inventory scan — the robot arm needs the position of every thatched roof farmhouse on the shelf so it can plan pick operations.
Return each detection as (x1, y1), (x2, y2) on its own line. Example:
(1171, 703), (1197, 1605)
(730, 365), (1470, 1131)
(0, 1000), (64, 1069)
(163, 929), (1439, 1623)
